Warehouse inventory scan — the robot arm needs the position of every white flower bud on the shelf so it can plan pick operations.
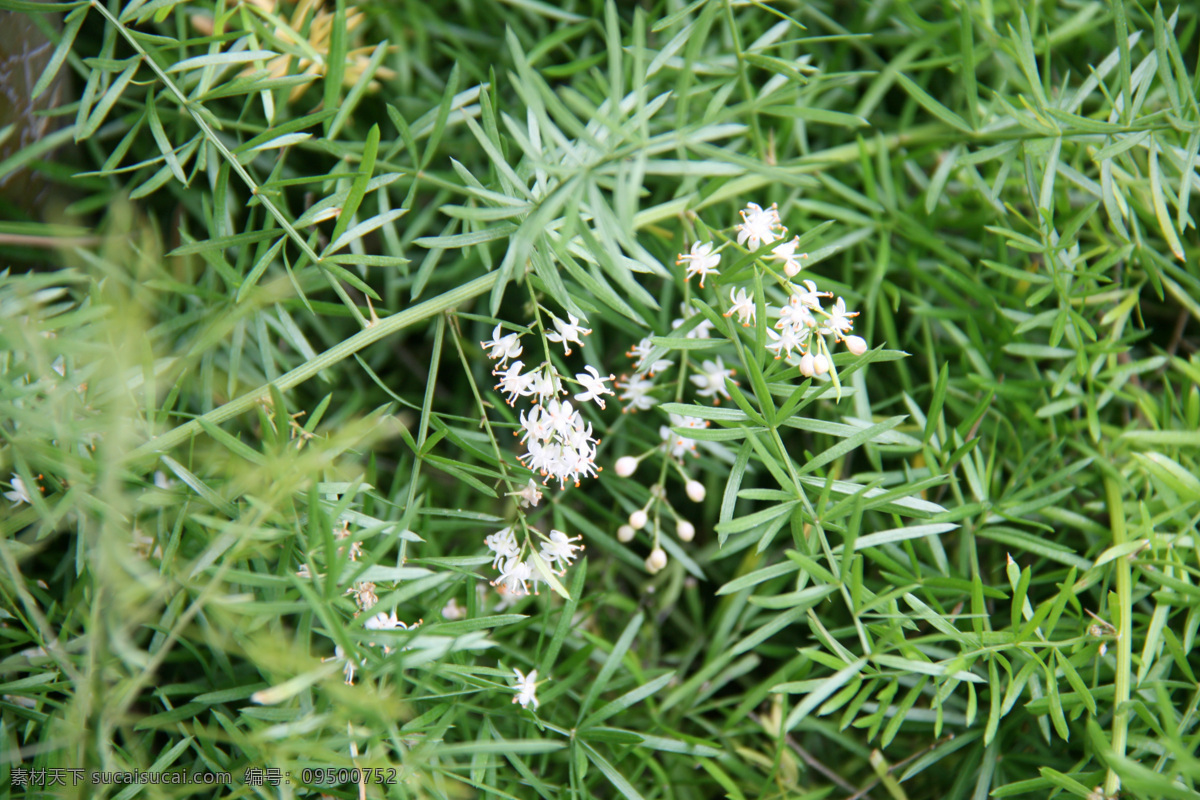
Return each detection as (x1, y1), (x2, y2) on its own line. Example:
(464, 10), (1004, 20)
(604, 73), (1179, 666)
(813, 354), (830, 375)
(629, 509), (648, 530)
(784, 260), (802, 278)
(845, 335), (868, 356)
(645, 547), (667, 573)
(676, 520), (695, 542)
(615, 456), (638, 477)
(617, 524), (635, 542)
(686, 480), (706, 503)
(798, 352), (815, 377)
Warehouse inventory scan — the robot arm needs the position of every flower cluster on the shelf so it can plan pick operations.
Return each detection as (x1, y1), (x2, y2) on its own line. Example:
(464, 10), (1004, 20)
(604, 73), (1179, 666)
(670, 202), (869, 377)
(482, 316), (614, 490)
(485, 525), (584, 598)
(729, 202), (868, 376)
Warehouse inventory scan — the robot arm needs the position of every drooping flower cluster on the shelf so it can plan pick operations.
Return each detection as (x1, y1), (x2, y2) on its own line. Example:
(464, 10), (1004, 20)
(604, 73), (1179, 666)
(482, 317), (614, 490)
(486, 525), (584, 598)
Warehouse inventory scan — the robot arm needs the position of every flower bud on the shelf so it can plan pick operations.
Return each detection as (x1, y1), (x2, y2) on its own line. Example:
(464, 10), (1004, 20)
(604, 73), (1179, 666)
(629, 509), (648, 530)
(813, 354), (830, 375)
(784, 260), (802, 278)
(645, 547), (667, 573)
(617, 524), (635, 543)
(845, 335), (868, 356)
(615, 456), (638, 477)
(686, 480), (706, 503)
(798, 352), (815, 377)
(676, 520), (695, 542)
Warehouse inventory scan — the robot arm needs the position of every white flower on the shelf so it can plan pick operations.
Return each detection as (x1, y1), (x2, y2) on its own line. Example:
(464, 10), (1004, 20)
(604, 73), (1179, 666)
(540, 529), (584, 569)
(574, 366), (615, 409)
(725, 288), (756, 326)
(799, 352), (816, 377)
(494, 361), (532, 405)
(544, 399), (577, 438)
(792, 280), (831, 311)
(686, 480), (706, 503)
(519, 404), (553, 445)
(481, 323), (523, 367)
(777, 300), (817, 340)
(629, 509), (648, 530)
(765, 326), (804, 360)
(619, 374), (658, 412)
(520, 439), (558, 478)
(689, 356), (736, 402)
(770, 236), (808, 276)
(493, 556), (533, 596)
(512, 478), (543, 508)
(677, 242), (721, 288)
(677, 520), (695, 541)
(614, 456), (639, 477)
(364, 610), (400, 630)
(512, 667), (541, 709)
(845, 335), (869, 356)
(823, 297), (858, 338)
(485, 527), (521, 569)
(545, 314), (591, 355)
(617, 524), (635, 542)
(736, 202), (784, 251)
(528, 367), (564, 401)
(5, 475), (32, 506)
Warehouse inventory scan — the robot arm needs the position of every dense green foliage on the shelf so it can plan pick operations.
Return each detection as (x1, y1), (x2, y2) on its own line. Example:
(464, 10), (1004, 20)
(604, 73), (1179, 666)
(2, 1), (1199, 798)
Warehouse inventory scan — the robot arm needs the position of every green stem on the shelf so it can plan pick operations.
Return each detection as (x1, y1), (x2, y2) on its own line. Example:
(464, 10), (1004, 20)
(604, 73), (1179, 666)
(1103, 475), (1131, 797)
(124, 272), (498, 465)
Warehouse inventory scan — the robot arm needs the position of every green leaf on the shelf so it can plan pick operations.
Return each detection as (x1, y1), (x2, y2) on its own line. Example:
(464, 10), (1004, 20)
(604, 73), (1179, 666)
(797, 415), (905, 476)
(32, 5), (87, 100)
(581, 671), (674, 729)
(784, 658), (867, 731)
(580, 741), (647, 800)
(166, 50), (279, 72)
(896, 72), (973, 133)
(578, 611), (643, 722)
